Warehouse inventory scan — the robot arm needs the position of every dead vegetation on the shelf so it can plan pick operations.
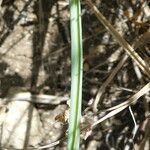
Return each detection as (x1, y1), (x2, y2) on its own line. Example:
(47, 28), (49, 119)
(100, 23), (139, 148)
(0, 0), (150, 149)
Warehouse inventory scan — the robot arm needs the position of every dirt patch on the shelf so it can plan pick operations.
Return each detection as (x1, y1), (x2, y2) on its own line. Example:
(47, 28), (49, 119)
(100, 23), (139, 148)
(0, 0), (149, 149)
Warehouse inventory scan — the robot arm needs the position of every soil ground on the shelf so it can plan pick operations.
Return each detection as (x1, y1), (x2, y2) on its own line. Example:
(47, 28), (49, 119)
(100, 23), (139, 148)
(0, 0), (150, 149)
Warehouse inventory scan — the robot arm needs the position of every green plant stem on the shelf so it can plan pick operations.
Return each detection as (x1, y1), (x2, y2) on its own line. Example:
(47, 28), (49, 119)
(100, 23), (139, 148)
(68, 0), (83, 149)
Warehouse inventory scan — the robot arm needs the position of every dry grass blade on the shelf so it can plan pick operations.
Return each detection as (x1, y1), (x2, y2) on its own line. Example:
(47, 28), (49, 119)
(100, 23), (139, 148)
(106, 82), (150, 111)
(88, 1), (150, 112)
(37, 140), (61, 149)
(92, 82), (150, 127)
(4, 87), (69, 105)
(88, 5), (150, 112)
(92, 105), (127, 128)
(86, 0), (150, 79)
(93, 29), (150, 112)
(93, 54), (128, 112)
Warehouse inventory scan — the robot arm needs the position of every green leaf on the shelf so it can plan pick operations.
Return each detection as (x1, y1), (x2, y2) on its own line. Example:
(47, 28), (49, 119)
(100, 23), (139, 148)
(68, 0), (83, 149)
